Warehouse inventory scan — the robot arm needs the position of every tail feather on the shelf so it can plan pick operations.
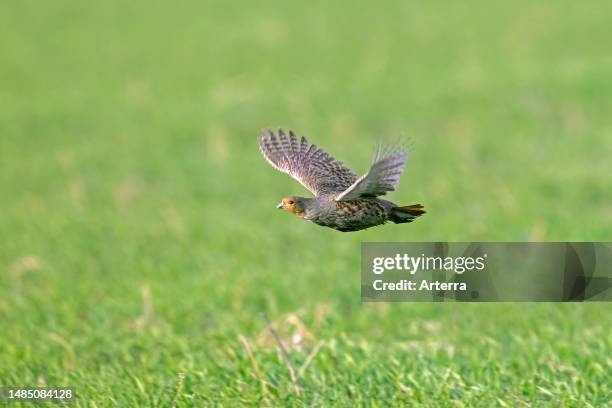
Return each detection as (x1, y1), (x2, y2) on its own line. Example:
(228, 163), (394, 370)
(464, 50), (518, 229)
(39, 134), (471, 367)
(391, 204), (426, 224)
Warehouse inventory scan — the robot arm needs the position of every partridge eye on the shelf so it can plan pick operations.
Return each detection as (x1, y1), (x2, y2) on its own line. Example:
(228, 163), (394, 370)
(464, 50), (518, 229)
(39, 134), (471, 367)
(288, 200), (294, 205)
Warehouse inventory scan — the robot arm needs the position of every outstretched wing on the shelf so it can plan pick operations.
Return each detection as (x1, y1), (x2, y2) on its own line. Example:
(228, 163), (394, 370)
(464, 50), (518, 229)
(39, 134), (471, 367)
(258, 129), (358, 197)
(335, 143), (408, 201)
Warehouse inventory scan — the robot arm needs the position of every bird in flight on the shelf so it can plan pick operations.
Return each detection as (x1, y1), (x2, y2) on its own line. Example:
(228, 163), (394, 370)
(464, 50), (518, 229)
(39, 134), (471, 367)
(258, 129), (425, 232)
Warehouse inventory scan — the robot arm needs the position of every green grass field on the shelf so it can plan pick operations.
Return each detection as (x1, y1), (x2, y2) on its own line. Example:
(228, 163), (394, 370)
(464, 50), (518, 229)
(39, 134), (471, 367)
(1, 1), (611, 406)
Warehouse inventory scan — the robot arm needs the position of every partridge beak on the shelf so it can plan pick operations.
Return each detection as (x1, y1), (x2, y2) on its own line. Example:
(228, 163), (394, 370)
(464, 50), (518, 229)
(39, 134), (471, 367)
(277, 201), (284, 209)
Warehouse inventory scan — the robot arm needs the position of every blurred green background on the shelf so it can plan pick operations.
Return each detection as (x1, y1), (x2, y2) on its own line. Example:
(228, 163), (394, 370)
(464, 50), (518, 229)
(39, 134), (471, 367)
(1, 1), (611, 405)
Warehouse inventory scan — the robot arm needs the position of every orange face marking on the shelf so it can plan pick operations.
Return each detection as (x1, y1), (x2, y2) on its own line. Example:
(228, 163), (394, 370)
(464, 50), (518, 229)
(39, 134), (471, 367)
(281, 197), (305, 218)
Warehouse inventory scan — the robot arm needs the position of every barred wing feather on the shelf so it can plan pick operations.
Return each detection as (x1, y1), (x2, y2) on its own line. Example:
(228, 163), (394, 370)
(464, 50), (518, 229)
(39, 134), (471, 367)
(335, 144), (407, 201)
(258, 129), (358, 197)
